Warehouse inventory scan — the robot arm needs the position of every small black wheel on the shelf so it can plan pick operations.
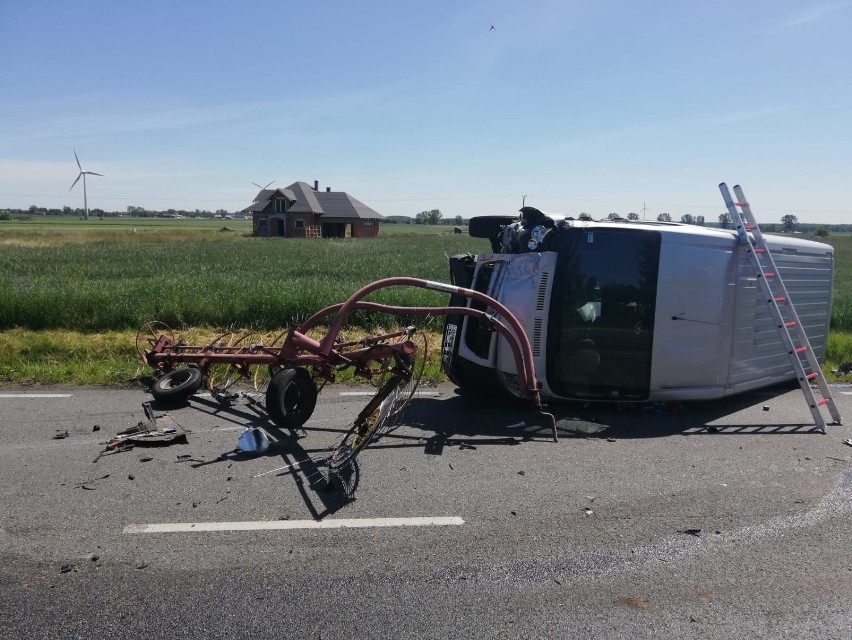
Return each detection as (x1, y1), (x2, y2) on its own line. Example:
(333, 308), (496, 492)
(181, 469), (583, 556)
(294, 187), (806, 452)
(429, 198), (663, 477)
(265, 368), (317, 429)
(151, 367), (203, 404)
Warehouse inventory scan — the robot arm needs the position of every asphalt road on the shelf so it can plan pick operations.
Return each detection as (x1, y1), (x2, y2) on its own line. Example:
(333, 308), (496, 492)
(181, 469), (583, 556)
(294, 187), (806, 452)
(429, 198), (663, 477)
(1, 382), (852, 639)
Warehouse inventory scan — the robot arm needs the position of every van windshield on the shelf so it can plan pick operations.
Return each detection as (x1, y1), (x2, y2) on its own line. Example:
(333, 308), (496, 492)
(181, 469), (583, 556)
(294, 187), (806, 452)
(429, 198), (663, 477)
(545, 228), (660, 400)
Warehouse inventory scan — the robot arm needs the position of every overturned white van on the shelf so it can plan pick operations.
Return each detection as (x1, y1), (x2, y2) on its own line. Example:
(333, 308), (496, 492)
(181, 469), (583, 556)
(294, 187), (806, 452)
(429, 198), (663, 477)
(441, 210), (834, 403)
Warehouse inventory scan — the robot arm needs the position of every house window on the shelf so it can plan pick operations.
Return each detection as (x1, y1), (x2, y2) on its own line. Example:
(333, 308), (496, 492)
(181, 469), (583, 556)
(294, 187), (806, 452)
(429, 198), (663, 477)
(275, 199), (287, 213)
(295, 219), (305, 229)
(364, 222), (374, 229)
(257, 217), (268, 233)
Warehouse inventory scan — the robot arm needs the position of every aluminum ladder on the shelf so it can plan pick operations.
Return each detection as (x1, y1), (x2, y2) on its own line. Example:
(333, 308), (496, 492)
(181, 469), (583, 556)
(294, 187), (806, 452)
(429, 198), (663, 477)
(719, 182), (841, 431)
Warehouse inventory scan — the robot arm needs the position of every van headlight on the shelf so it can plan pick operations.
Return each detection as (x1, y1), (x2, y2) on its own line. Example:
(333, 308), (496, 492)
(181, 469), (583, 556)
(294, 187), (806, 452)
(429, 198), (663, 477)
(527, 225), (547, 251)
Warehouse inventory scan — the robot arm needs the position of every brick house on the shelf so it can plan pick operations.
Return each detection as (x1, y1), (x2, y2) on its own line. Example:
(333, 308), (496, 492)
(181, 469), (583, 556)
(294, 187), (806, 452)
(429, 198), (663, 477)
(244, 180), (383, 238)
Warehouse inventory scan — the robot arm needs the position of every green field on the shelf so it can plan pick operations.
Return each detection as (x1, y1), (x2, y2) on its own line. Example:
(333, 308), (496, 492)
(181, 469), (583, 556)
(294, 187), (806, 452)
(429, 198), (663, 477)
(1, 217), (851, 385)
(0, 219), (487, 332)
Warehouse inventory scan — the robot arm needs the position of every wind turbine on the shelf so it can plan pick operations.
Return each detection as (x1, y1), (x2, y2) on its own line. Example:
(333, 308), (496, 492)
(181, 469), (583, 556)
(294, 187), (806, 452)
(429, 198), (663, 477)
(69, 150), (103, 220)
(251, 180), (275, 190)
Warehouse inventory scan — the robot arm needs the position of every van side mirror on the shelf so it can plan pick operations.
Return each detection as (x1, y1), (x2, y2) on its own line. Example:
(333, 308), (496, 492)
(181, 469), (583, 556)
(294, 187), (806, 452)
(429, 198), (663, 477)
(469, 216), (517, 252)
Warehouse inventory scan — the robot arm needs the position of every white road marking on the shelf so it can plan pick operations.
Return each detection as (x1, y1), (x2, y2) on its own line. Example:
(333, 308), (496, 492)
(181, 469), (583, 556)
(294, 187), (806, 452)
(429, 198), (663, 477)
(124, 516), (464, 534)
(0, 393), (73, 398)
(841, 392), (852, 395)
(339, 391), (441, 397)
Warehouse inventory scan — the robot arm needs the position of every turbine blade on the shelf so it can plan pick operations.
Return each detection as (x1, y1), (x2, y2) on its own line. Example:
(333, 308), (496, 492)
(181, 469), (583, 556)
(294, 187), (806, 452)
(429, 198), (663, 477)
(74, 150), (82, 170)
(86, 171), (104, 177)
(265, 180), (275, 188)
(69, 173), (82, 190)
(251, 182), (263, 189)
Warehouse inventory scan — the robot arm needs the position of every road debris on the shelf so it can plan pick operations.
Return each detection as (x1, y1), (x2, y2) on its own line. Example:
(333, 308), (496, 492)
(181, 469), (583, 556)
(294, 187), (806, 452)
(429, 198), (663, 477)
(237, 427), (270, 454)
(75, 474), (110, 490)
(843, 439), (852, 448)
(100, 402), (190, 454)
(53, 430), (69, 440)
(679, 528), (703, 537)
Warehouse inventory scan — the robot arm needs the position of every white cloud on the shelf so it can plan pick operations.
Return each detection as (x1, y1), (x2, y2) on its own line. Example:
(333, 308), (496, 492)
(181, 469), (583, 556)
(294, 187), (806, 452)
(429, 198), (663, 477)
(768, 2), (852, 31)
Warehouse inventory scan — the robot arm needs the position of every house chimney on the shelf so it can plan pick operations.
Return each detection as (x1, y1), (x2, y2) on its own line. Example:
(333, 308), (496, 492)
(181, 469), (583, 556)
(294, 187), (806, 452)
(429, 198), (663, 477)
(326, 187), (331, 192)
(314, 180), (319, 191)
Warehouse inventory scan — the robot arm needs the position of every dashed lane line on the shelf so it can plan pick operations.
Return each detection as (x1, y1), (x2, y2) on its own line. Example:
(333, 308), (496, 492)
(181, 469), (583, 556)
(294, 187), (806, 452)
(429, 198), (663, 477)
(124, 516), (464, 534)
(0, 394), (73, 398)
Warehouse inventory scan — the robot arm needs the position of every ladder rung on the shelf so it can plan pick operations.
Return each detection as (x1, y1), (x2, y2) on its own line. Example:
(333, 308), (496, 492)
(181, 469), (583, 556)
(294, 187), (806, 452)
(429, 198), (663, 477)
(784, 321), (797, 328)
(817, 398), (830, 406)
(736, 202), (748, 207)
(745, 225), (755, 231)
(806, 373), (818, 380)
(774, 296), (786, 303)
(794, 346), (807, 353)
(763, 272), (775, 278)
(754, 248), (765, 254)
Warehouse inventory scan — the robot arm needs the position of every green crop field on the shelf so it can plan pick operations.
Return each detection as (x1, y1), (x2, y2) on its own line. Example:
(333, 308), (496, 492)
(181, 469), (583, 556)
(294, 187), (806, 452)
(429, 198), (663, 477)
(0, 220), (488, 332)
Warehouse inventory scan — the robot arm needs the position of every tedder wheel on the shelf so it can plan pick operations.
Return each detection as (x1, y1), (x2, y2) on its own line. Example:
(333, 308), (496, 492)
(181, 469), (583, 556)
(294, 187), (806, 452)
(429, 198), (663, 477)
(265, 368), (317, 429)
(327, 390), (396, 471)
(151, 367), (203, 404)
(135, 321), (175, 366)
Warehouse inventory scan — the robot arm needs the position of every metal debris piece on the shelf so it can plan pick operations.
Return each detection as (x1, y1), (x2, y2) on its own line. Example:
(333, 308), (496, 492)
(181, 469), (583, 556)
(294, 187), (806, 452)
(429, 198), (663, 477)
(583, 507), (594, 516)
(104, 402), (190, 451)
(843, 439), (852, 447)
(679, 528), (703, 537)
(53, 430), (69, 440)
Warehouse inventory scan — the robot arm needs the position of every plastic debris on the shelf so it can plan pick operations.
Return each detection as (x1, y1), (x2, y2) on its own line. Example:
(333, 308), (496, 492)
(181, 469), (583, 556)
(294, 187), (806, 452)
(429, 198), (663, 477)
(237, 427), (270, 454)
(843, 439), (852, 448)
(679, 528), (702, 537)
(53, 430), (69, 440)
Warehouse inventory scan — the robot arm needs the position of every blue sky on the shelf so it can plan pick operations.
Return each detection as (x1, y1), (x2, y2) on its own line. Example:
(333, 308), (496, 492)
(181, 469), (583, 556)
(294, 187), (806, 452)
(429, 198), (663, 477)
(1, 0), (850, 223)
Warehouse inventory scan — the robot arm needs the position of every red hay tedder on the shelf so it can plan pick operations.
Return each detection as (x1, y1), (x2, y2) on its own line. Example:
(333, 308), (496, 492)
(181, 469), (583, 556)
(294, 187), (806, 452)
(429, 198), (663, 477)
(137, 277), (557, 470)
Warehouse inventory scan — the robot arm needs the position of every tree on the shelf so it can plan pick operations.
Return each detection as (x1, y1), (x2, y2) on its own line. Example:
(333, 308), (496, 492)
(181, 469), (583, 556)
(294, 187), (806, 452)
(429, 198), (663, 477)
(781, 214), (798, 233)
(428, 209), (443, 225)
(814, 226), (829, 237)
(696, 215), (705, 226)
(606, 212), (621, 220)
(626, 212), (639, 221)
(415, 211), (429, 225)
(718, 213), (732, 229)
(680, 214), (694, 224)
(656, 213), (672, 222)
(454, 215), (463, 225)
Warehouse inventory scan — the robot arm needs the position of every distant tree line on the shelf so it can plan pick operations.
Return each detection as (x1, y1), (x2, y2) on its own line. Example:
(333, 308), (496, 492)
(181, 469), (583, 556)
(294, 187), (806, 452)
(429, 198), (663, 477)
(0, 205), (236, 219)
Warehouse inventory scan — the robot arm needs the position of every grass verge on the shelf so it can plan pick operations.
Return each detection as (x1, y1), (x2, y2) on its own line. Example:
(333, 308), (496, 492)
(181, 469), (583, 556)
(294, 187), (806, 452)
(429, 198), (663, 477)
(0, 327), (447, 387)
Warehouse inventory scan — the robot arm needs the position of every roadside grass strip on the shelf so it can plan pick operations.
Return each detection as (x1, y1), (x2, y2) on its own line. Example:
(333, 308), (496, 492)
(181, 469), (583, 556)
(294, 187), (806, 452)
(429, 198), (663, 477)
(124, 517), (465, 534)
